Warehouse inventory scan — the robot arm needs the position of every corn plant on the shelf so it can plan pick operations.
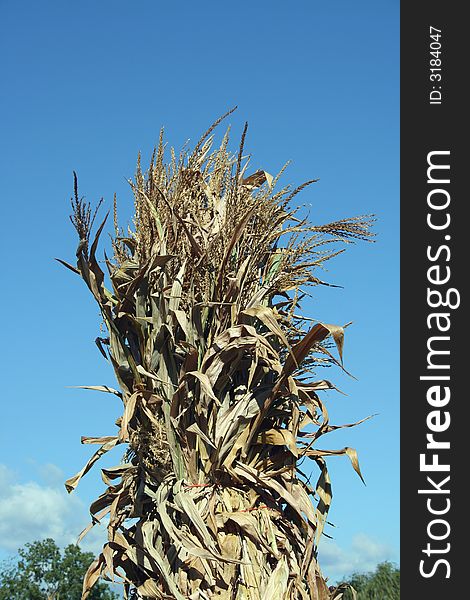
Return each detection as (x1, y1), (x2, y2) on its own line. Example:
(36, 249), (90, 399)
(60, 110), (374, 600)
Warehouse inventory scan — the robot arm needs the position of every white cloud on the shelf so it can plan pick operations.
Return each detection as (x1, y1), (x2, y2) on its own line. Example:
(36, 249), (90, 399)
(37, 463), (66, 486)
(0, 464), (107, 556)
(318, 533), (397, 584)
(0, 464), (15, 488)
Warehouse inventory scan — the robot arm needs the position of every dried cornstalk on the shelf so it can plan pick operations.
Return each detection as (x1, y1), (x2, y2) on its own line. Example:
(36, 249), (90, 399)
(61, 111), (374, 600)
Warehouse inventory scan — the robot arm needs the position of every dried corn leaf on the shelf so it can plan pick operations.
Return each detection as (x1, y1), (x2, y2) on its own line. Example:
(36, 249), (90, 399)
(62, 115), (374, 599)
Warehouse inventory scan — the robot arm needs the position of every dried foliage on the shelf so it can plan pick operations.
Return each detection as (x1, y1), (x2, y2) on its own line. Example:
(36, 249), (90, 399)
(61, 112), (374, 600)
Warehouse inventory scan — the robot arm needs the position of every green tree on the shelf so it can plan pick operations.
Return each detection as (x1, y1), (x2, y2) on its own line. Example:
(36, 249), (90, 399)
(0, 539), (118, 600)
(339, 562), (400, 600)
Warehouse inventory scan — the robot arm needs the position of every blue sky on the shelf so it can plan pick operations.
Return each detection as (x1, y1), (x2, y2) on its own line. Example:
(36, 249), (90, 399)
(0, 0), (399, 586)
